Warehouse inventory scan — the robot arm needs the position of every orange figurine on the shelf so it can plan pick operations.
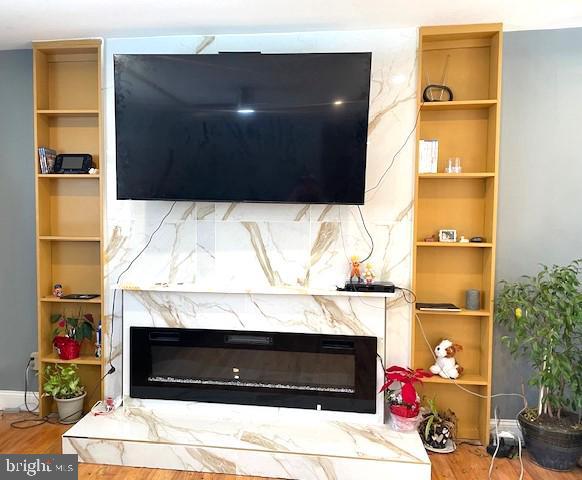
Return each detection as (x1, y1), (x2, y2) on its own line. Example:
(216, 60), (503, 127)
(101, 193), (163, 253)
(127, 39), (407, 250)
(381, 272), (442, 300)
(349, 256), (363, 283)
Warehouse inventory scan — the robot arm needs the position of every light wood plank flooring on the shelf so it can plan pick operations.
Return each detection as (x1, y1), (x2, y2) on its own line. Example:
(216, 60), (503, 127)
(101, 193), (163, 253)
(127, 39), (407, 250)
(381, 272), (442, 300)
(1, 413), (579, 479)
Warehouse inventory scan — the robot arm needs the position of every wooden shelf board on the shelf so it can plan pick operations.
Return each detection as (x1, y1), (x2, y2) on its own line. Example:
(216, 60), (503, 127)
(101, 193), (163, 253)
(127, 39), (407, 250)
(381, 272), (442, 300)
(40, 296), (101, 304)
(421, 100), (497, 111)
(41, 353), (102, 366)
(418, 173), (495, 179)
(423, 374), (488, 386)
(38, 236), (101, 242)
(415, 308), (490, 317)
(36, 109), (99, 116)
(416, 242), (493, 248)
(37, 174), (100, 179)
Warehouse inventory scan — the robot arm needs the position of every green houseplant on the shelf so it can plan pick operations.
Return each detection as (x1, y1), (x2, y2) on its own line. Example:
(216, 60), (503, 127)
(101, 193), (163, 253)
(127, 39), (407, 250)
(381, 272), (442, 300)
(495, 259), (582, 470)
(43, 364), (86, 423)
(418, 398), (457, 452)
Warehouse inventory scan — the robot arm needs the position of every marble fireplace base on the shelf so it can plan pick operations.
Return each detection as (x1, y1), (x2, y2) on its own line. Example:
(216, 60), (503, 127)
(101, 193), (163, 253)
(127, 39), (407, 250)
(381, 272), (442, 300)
(62, 406), (430, 479)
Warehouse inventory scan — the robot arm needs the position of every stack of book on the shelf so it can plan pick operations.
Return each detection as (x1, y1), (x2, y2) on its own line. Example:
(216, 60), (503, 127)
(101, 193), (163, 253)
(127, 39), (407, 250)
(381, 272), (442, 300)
(38, 147), (57, 174)
(418, 139), (438, 173)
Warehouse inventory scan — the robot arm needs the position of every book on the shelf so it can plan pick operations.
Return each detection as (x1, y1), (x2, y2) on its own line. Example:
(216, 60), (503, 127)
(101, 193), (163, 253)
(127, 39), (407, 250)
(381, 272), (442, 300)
(418, 140), (438, 173)
(38, 147), (57, 174)
(416, 302), (461, 312)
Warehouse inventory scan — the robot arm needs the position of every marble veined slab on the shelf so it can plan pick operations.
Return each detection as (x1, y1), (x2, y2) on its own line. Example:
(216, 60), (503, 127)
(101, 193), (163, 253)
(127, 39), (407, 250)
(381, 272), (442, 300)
(63, 407), (430, 479)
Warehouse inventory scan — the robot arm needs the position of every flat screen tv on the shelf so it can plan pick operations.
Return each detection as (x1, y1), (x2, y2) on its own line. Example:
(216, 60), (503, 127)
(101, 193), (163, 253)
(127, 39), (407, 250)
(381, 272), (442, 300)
(114, 52), (371, 204)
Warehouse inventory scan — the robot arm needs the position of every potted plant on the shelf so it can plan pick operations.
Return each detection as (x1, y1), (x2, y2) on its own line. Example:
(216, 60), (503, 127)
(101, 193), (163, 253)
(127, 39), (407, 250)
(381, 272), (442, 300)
(380, 365), (433, 431)
(496, 259), (582, 471)
(43, 364), (86, 423)
(418, 398), (457, 452)
(51, 312), (95, 360)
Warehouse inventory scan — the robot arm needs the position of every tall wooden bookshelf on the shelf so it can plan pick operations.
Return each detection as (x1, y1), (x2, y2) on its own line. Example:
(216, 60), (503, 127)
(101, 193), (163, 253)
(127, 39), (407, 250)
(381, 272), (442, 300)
(411, 24), (502, 445)
(33, 39), (105, 416)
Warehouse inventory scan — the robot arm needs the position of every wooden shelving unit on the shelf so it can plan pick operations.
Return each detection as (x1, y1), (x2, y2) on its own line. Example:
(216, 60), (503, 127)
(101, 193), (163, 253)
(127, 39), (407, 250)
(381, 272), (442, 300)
(411, 24), (502, 445)
(33, 39), (105, 416)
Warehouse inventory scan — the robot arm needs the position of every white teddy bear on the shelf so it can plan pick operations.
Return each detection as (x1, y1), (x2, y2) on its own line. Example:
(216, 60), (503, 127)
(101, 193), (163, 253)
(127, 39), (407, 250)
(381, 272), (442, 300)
(429, 339), (464, 379)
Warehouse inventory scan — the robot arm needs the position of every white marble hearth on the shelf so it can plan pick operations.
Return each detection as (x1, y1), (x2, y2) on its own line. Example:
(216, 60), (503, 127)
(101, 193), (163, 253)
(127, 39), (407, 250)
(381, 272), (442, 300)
(63, 406), (430, 479)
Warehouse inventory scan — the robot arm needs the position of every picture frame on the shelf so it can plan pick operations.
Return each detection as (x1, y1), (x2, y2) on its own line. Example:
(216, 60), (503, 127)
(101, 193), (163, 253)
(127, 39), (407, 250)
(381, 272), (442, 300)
(439, 229), (457, 243)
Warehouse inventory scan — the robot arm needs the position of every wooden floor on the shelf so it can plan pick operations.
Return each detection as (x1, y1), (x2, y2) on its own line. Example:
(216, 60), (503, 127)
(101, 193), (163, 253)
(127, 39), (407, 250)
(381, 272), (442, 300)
(1, 413), (580, 480)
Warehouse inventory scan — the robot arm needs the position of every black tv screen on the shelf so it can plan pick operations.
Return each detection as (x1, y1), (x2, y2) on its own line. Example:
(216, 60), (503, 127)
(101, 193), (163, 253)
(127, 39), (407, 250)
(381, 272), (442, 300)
(114, 53), (371, 204)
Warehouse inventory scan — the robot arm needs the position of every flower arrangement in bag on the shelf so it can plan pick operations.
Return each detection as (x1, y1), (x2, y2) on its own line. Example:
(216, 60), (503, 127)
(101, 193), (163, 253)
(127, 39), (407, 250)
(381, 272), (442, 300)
(380, 365), (433, 418)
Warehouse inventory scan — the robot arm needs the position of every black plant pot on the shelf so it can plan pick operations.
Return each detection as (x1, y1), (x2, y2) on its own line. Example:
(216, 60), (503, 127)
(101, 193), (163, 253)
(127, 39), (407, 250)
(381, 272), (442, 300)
(518, 412), (582, 471)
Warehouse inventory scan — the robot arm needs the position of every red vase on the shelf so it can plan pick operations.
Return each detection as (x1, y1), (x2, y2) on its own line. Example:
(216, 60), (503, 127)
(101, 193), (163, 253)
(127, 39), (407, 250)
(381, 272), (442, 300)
(53, 337), (80, 360)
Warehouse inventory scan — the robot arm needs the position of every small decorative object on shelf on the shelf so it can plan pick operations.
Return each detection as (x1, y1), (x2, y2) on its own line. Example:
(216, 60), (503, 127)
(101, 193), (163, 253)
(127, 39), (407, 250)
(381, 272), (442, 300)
(429, 339), (464, 379)
(438, 229), (457, 243)
(89, 168), (98, 175)
(470, 236), (485, 243)
(459, 235), (470, 243)
(380, 365), (433, 431)
(465, 289), (481, 310)
(51, 312), (95, 360)
(43, 364), (86, 424)
(52, 283), (63, 298)
(95, 320), (102, 358)
(418, 139), (439, 173)
(424, 234), (437, 242)
(364, 263), (375, 285)
(422, 54), (453, 102)
(419, 398), (457, 453)
(349, 256), (362, 283)
(444, 157), (462, 174)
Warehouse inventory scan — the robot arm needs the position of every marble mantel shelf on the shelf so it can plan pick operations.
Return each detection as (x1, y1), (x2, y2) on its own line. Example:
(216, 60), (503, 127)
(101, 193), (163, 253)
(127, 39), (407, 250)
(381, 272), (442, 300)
(116, 282), (397, 298)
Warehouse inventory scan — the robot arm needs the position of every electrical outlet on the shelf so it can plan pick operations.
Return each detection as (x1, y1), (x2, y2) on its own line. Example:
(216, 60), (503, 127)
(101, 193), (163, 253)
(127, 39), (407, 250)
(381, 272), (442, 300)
(30, 352), (39, 371)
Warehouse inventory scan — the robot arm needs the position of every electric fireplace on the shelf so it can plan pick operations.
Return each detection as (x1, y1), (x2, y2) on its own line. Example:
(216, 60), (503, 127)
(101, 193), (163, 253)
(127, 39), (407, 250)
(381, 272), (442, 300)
(130, 327), (377, 413)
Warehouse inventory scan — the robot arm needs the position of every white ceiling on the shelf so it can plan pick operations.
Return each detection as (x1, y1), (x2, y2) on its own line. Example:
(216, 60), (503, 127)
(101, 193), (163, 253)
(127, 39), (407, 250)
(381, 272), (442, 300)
(2, 0), (582, 50)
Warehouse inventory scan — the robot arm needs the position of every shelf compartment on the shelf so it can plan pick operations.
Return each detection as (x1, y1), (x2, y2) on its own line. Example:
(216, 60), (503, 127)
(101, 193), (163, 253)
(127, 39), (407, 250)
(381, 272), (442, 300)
(39, 236), (100, 242)
(37, 240), (101, 298)
(413, 313), (490, 380)
(418, 173), (495, 179)
(421, 100), (497, 111)
(415, 247), (492, 308)
(39, 301), (101, 359)
(39, 362), (103, 418)
(416, 177), (493, 242)
(37, 109), (99, 116)
(40, 296), (101, 304)
(422, 374), (488, 386)
(36, 114), (100, 169)
(38, 174), (100, 179)
(421, 29), (501, 101)
(416, 242), (493, 248)
(41, 353), (102, 366)
(37, 177), (100, 237)
(415, 308), (490, 317)
(419, 106), (498, 173)
(416, 383), (486, 440)
(35, 48), (99, 111)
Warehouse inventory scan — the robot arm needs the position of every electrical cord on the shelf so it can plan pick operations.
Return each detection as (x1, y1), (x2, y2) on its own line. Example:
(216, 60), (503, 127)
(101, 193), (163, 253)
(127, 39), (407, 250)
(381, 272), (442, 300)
(356, 205), (374, 263)
(365, 103), (422, 195)
(108, 201), (177, 372)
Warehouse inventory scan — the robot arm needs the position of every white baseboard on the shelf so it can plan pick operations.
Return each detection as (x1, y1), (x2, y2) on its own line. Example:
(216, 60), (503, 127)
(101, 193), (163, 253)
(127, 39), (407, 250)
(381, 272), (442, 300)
(0, 390), (38, 412)
(489, 418), (523, 442)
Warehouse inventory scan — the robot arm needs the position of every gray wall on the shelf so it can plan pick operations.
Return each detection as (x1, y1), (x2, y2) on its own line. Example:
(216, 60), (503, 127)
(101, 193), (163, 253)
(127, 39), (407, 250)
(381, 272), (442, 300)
(493, 27), (582, 416)
(0, 50), (36, 390)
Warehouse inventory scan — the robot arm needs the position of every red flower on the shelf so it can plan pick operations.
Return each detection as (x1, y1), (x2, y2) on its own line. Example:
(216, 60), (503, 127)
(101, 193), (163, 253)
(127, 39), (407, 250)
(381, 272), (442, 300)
(58, 320), (65, 328)
(380, 365), (433, 406)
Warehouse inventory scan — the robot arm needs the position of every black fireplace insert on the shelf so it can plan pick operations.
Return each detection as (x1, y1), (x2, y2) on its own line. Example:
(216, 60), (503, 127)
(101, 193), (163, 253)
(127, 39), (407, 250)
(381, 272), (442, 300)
(130, 327), (377, 413)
